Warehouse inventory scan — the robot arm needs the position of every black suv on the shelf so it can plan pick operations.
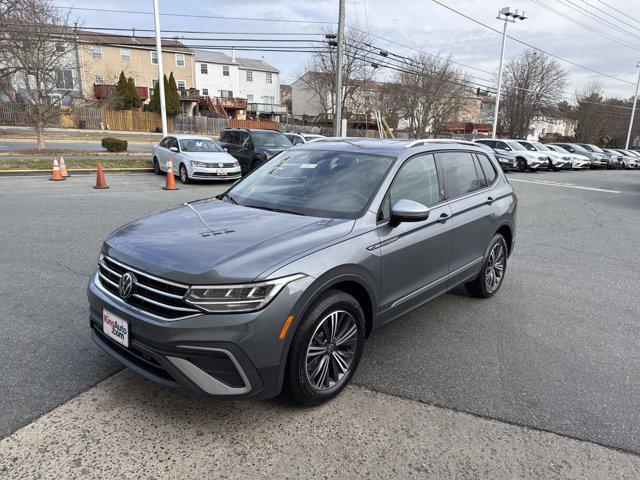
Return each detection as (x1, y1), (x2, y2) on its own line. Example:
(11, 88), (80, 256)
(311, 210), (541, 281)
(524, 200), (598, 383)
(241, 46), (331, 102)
(219, 128), (292, 174)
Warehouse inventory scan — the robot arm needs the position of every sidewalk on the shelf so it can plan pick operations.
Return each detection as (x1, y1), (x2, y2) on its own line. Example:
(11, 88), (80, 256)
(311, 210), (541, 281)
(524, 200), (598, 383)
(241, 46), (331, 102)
(1, 369), (638, 480)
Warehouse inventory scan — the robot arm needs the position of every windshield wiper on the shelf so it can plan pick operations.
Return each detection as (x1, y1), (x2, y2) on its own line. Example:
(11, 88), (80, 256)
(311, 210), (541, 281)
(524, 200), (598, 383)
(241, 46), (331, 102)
(245, 204), (305, 216)
(219, 192), (238, 204)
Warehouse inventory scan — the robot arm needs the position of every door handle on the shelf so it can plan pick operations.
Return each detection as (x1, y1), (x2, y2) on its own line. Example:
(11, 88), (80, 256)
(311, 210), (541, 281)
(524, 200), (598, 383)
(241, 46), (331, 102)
(436, 212), (449, 224)
(485, 196), (494, 205)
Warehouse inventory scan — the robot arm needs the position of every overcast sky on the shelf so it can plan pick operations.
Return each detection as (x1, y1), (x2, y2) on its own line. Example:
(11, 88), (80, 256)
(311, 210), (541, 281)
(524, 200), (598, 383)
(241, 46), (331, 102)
(69, 0), (640, 101)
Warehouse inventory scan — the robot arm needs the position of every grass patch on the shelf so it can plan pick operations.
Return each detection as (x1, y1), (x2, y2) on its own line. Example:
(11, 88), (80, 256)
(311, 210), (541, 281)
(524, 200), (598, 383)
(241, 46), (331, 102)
(0, 156), (152, 171)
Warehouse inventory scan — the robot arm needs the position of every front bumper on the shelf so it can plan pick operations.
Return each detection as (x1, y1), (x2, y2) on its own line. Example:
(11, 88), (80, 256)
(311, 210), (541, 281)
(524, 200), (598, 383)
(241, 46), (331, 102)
(88, 270), (313, 399)
(190, 165), (242, 181)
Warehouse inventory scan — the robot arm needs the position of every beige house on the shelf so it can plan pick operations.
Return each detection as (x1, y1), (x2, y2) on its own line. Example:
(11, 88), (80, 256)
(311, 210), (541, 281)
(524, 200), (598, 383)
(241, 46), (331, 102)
(76, 31), (195, 103)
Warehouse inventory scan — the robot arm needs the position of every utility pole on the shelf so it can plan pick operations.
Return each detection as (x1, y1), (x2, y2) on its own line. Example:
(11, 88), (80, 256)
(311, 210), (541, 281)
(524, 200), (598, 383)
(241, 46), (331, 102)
(152, 0), (168, 136)
(625, 61), (640, 150)
(492, 6), (526, 139)
(335, 0), (345, 137)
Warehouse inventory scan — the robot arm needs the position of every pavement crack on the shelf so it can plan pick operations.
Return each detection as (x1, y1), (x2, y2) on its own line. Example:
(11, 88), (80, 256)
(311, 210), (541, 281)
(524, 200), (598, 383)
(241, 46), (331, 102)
(53, 261), (91, 278)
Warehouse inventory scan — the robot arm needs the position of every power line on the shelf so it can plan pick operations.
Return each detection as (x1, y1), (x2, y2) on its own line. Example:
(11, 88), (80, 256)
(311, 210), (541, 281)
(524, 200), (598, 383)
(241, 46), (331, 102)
(558, 0), (640, 42)
(574, 0), (640, 35)
(54, 5), (337, 25)
(431, 0), (637, 86)
(593, 0), (640, 26)
(530, 0), (640, 51)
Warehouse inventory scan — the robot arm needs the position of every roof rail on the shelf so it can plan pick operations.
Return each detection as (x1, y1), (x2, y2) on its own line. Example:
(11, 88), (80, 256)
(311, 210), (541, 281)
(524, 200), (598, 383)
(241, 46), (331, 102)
(403, 139), (432, 149)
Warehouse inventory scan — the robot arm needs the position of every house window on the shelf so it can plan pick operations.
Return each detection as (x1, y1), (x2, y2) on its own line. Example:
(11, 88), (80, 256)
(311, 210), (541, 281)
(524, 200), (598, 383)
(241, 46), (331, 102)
(152, 79), (159, 89)
(246, 70), (253, 82)
(223, 65), (229, 76)
(177, 80), (186, 89)
(202, 88), (209, 96)
(246, 94), (253, 103)
(55, 44), (65, 53)
(262, 95), (274, 104)
(266, 72), (272, 84)
(120, 48), (131, 62)
(176, 53), (185, 67)
(220, 90), (233, 98)
(150, 50), (158, 65)
(94, 75), (104, 84)
(200, 63), (208, 74)
(91, 45), (102, 59)
(55, 69), (74, 89)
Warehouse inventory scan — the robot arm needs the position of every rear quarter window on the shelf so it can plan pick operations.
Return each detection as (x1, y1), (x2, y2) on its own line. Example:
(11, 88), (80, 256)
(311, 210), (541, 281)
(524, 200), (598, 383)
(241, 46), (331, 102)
(476, 154), (497, 185)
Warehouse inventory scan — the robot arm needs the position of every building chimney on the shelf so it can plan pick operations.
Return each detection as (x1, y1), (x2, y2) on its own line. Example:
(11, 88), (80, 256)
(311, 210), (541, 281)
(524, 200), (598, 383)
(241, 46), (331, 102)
(231, 48), (236, 63)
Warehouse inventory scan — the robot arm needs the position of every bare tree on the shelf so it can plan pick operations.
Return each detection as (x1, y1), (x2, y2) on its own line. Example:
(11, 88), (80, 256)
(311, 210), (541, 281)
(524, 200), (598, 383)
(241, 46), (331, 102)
(0, 0), (80, 149)
(394, 54), (471, 137)
(499, 49), (568, 138)
(296, 29), (376, 124)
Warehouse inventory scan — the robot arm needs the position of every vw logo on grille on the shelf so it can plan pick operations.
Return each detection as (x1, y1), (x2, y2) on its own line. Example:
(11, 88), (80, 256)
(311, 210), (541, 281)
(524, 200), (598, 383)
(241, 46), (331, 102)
(218, 162), (223, 167)
(118, 272), (136, 299)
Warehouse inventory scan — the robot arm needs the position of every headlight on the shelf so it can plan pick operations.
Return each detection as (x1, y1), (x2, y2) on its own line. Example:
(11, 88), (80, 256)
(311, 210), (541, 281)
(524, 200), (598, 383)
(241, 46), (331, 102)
(184, 273), (306, 313)
(190, 161), (207, 167)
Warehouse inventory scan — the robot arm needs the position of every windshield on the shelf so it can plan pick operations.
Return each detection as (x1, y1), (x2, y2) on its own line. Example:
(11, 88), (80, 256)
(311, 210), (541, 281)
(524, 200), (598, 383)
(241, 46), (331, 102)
(517, 141), (537, 152)
(179, 138), (223, 153)
(252, 131), (292, 148)
(569, 144), (589, 153)
(581, 144), (604, 153)
(226, 149), (394, 219)
(507, 141), (528, 151)
(530, 141), (552, 151)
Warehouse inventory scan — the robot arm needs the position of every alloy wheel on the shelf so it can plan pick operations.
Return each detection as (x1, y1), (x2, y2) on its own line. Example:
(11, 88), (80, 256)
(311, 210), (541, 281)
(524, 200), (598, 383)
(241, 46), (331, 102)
(484, 243), (506, 293)
(305, 310), (358, 391)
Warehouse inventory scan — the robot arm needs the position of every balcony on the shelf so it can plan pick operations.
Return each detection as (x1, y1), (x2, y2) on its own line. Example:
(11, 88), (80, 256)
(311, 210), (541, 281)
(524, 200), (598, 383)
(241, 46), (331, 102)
(246, 103), (287, 115)
(94, 84), (149, 101)
(178, 88), (200, 101)
(217, 97), (247, 110)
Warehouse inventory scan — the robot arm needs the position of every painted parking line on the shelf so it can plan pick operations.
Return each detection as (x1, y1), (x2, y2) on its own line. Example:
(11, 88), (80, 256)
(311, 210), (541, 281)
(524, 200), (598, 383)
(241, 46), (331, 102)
(509, 178), (621, 194)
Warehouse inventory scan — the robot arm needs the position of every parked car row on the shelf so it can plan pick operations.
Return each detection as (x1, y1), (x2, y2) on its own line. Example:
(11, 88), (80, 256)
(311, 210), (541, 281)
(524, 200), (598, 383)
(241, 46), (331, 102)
(152, 131), (640, 184)
(473, 139), (640, 172)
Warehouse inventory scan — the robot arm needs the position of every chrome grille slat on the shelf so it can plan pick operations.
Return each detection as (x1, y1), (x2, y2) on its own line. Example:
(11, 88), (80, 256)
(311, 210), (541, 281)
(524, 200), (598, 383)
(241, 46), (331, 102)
(132, 293), (200, 312)
(97, 255), (201, 320)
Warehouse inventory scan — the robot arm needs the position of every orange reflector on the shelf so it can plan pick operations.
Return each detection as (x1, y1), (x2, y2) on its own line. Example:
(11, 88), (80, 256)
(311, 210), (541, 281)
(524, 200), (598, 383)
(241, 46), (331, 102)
(279, 316), (294, 340)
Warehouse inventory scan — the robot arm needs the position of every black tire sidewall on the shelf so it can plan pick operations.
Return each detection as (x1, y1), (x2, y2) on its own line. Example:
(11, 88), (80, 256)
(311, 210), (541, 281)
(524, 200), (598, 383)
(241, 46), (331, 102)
(179, 164), (189, 183)
(153, 158), (161, 175)
(466, 234), (508, 298)
(285, 290), (365, 406)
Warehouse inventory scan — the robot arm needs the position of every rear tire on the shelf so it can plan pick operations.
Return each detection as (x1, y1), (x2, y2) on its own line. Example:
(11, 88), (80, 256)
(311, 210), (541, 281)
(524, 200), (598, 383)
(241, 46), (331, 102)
(285, 290), (365, 406)
(466, 234), (508, 298)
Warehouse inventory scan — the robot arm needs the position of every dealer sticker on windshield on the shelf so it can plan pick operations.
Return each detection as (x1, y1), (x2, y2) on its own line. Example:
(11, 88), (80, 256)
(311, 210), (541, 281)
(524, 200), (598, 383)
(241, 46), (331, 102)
(103, 309), (129, 347)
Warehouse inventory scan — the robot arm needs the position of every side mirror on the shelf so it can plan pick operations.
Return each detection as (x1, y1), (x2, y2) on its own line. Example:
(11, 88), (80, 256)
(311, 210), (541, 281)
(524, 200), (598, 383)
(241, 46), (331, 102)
(390, 199), (430, 226)
(223, 147), (228, 152)
(504, 146), (511, 151)
(170, 146), (179, 153)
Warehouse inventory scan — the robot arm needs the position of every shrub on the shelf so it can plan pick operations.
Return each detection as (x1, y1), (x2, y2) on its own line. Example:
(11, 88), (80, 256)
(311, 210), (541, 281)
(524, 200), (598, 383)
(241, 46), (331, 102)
(101, 137), (128, 152)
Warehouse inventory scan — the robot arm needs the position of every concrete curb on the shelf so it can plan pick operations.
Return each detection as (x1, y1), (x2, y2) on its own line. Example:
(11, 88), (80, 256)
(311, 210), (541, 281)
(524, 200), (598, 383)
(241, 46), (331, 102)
(0, 167), (154, 177)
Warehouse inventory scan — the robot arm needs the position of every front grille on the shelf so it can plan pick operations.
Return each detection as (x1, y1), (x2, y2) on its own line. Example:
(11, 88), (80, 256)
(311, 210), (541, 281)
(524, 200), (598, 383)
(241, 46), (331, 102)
(98, 256), (201, 320)
(204, 162), (236, 168)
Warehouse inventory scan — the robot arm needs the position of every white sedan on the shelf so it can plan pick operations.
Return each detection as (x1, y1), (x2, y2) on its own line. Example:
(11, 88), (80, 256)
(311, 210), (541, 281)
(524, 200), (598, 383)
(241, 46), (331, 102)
(545, 144), (591, 170)
(152, 134), (241, 183)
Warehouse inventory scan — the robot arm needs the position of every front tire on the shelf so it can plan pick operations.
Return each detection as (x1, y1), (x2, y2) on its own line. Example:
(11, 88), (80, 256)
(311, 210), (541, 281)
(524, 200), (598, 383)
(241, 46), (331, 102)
(179, 164), (190, 184)
(466, 234), (508, 298)
(516, 158), (526, 172)
(285, 290), (365, 406)
(153, 157), (161, 175)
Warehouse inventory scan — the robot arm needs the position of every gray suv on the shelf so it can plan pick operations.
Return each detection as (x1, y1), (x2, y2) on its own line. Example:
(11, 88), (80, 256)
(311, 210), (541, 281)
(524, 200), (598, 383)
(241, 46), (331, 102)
(88, 139), (517, 405)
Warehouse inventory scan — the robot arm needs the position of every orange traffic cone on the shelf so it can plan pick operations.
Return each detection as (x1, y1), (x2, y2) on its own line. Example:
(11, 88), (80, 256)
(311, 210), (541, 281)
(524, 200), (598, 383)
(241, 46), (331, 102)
(94, 162), (109, 189)
(50, 157), (65, 181)
(163, 157), (178, 190)
(59, 155), (69, 177)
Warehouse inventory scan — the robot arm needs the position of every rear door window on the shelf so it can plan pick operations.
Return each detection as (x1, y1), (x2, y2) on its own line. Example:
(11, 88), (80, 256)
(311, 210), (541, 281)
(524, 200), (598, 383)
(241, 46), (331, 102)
(438, 151), (484, 199)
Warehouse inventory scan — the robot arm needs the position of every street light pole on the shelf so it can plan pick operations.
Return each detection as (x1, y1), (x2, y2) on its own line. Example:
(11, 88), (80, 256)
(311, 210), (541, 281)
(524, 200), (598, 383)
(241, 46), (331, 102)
(492, 7), (526, 139)
(625, 62), (640, 150)
(152, 0), (168, 137)
(335, 0), (345, 137)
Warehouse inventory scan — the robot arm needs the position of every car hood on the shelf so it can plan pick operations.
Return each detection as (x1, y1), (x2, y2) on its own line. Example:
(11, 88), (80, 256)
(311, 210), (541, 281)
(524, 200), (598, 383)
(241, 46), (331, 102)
(180, 151), (236, 162)
(103, 199), (353, 285)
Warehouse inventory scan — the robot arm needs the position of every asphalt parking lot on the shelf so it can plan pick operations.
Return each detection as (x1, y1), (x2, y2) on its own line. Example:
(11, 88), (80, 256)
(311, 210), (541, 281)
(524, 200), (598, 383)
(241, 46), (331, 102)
(0, 169), (639, 475)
